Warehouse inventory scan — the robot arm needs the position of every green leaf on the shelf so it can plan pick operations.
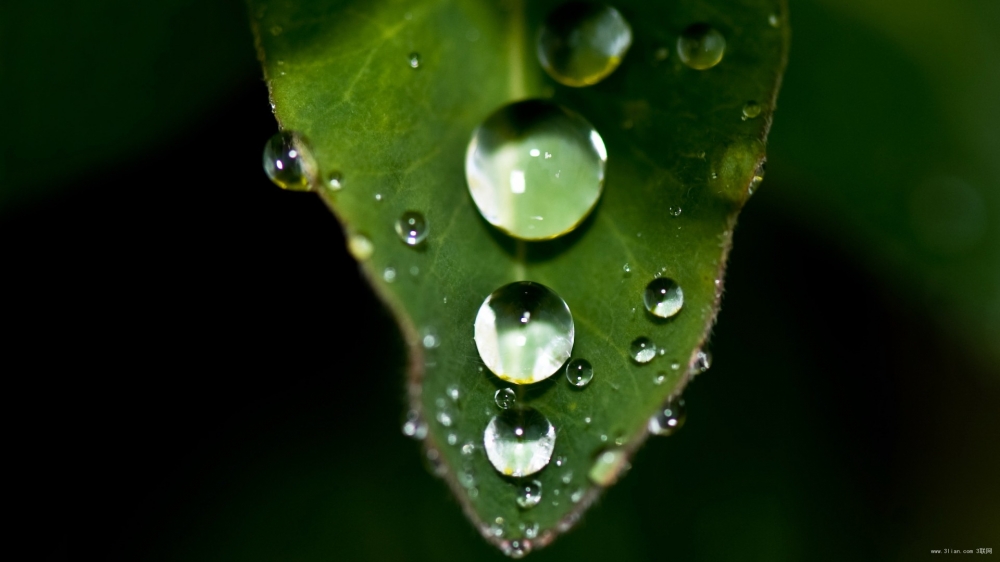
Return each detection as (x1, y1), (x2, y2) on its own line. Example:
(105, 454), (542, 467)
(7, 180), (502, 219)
(250, 0), (788, 553)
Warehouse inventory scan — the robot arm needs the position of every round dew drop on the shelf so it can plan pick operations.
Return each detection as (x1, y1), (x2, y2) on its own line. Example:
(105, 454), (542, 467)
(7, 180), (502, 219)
(648, 397), (686, 436)
(494, 388), (516, 410)
(466, 99), (606, 240)
(742, 101), (762, 120)
(474, 281), (575, 385)
(262, 131), (317, 191)
(643, 277), (684, 318)
(395, 211), (429, 246)
(483, 408), (557, 477)
(516, 480), (543, 509)
(676, 23), (726, 70)
(630, 337), (657, 363)
(408, 52), (421, 68)
(565, 358), (594, 387)
(537, 2), (633, 87)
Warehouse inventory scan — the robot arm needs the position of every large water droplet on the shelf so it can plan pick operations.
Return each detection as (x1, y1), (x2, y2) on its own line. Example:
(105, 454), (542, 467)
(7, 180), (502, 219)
(648, 397), (686, 436)
(565, 358), (594, 387)
(516, 480), (543, 509)
(630, 337), (657, 363)
(676, 23), (726, 70)
(537, 2), (632, 87)
(483, 408), (557, 477)
(588, 448), (628, 486)
(395, 211), (429, 246)
(262, 131), (317, 191)
(643, 277), (684, 318)
(475, 281), (575, 384)
(466, 100), (606, 240)
(495, 388), (516, 410)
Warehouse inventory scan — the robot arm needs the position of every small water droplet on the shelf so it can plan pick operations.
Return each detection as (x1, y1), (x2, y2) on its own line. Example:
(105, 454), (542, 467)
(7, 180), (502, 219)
(466, 100), (606, 240)
(749, 161), (766, 194)
(742, 101), (762, 120)
(475, 281), (575, 384)
(677, 23), (726, 70)
(383, 267), (397, 283)
(458, 466), (476, 488)
(537, 2), (632, 87)
(691, 350), (712, 374)
(447, 385), (460, 402)
(653, 373), (665, 385)
(484, 408), (557, 477)
(555, 455), (567, 467)
(269, 25), (283, 36)
(768, 13), (780, 28)
(600, 434), (608, 442)
(393, 210), (428, 246)
(447, 433), (458, 445)
(374, 193), (383, 202)
(561, 471), (574, 484)
(462, 442), (476, 455)
(630, 337), (657, 363)
(571, 488), (585, 503)
(648, 397), (686, 436)
(402, 411), (428, 439)
(584, 416), (592, 425)
(622, 263), (631, 274)
(408, 52), (421, 68)
(565, 358), (594, 387)
(516, 480), (543, 509)
(614, 435), (626, 446)
(669, 206), (682, 217)
(505, 539), (532, 559)
(654, 46), (669, 62)
(262, 131), (317, 191)
(422, 326), (440, 349)
(326, 171), (343, 190)
(589, 448), (628, 486)
(643, 277), (684, 318)
(494, 388), (516, 410)
(524, 522), (539, 539)
(347, 234), (374, 261)
(409, 265), (420, 276)
(436, 411), (453, 427)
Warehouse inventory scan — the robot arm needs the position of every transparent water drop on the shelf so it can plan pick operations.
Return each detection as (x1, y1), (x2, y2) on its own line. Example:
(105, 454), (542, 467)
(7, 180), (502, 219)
(671, 362), (680, 370)
(447, 433), (458, 445)
(669, 206), (682, 217)
(262, 131), (317, 191)
(571, 488), (585, 503)
(505, 539), (532, 559)
(630, 337), (657, 363)
(622, 263), (631, 274)
(565, 358), (594, 387)
(327, 171), (343, 190)
(561, 471), (574, 484)
(462, 441), (476, 456)
(516, 480), (543, 509)
(614, 435), (626, 446)
(691, 350), (712, 374)
(768, 13), (780, 28)
(395, 211), (428, 246)
(458, 466), (476, 488)
(347, 234), (374, 261)
(676, 23), (726, 70)
(383, 267), (397, 283)
(495, 388), (516, 410)
(648, 397), (686, 436)
(408, 52), (421, 68)
(466, 100), (606, 240)
(584, 416), (592, 425)
(410, 265), (420, 276)
(374, 193), (383, 202)
(537, 2), (632, 87)
(749, 161), (766, 195)
(402, 411), (428, 439)
(589, 448), (628, 486)
(524, 522), (540, 539)
(555, 455), (567, 467)
(742, 101), (762, 120)
(483, 408), (557, 477)
(447, 384), (460, 402)
(436, 411), (452, 427)
(474, 281), (575, 384)
(269, 25), (282, 36)
(653, 373), (665, 385)
(643, 277), (684, 318)
(421, 326), (440, 349)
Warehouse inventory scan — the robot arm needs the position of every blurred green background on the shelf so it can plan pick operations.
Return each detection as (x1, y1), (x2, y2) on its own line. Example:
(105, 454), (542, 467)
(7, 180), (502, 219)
(2, 0), (997, 560)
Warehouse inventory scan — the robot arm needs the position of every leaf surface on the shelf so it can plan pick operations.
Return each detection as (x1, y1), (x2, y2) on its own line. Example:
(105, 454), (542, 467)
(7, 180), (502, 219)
(250, 0), (788, 553)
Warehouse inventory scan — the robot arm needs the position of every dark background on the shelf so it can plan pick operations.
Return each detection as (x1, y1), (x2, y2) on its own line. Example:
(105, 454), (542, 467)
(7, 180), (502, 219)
(2, 1), (997, 560)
